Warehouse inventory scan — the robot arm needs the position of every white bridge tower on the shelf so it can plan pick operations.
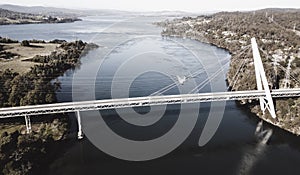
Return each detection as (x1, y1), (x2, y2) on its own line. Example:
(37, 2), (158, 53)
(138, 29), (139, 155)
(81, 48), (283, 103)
(251, 38), (277, 118)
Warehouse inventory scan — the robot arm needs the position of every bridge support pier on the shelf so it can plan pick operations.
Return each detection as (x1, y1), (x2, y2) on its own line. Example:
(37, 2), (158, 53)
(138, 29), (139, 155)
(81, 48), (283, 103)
(24, 115), (32, 134)
(76, 111), (84, 140)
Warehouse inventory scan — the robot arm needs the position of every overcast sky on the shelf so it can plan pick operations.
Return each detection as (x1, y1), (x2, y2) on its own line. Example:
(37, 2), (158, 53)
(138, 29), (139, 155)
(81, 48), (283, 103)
(1, 0), (300, 12)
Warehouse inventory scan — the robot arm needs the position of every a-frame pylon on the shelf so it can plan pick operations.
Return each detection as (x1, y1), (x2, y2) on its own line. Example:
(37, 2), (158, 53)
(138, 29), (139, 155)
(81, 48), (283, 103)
(251, 38), (277, 119)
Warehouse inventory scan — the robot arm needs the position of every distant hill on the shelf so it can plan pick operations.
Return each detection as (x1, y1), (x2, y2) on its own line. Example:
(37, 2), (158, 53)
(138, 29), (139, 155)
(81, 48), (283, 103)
(256, 8), (300, 13)
(0, 4), (135, 17)
(0, 4), (203, 17)
(138, 10), (201, 17)
(0, 4), (85, 17)
(0, 8), (80, 25)
(0, 8), (34, 17)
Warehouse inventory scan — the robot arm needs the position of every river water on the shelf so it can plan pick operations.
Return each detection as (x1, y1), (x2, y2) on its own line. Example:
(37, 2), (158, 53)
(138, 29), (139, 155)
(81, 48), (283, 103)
(1, 15), (300, 175)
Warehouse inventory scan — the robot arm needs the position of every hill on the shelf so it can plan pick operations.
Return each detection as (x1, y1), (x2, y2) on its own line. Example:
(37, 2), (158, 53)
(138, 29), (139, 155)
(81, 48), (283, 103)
(0, 8), (80, 25)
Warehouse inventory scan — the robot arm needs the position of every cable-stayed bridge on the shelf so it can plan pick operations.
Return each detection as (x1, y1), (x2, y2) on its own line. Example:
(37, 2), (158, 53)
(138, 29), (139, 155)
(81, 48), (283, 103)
(0, 38), (299, 139)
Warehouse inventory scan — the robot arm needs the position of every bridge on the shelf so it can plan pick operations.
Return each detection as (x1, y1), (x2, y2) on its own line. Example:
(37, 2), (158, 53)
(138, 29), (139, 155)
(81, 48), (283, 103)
(0, 38), (300, 139)
(1, 88), (300, 118)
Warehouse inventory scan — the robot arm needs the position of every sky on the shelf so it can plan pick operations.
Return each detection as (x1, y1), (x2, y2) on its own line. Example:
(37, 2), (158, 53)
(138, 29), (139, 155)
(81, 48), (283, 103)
(0, 0), (300, 12)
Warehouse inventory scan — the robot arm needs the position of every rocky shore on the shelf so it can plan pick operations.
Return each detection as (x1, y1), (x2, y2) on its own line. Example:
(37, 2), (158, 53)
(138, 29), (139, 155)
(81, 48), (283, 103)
(156, 9), (300, 135)
(0, 38), (98, 174)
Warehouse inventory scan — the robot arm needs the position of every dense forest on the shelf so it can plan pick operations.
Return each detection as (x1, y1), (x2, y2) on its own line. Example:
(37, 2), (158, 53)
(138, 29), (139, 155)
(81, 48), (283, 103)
(157, 9), (300, 135)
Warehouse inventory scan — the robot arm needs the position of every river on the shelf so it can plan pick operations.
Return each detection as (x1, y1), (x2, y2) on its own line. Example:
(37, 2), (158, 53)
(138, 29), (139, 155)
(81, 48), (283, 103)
(1, 15), (300, 175)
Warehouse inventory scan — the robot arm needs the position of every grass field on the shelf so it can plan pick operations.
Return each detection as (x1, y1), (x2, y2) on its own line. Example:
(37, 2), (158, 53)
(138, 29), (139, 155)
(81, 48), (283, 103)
(0, 43), (60, 74)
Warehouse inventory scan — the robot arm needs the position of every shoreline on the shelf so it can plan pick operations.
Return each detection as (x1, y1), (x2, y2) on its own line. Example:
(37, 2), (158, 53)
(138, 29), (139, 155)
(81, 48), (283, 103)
(0, 19), (82, 26)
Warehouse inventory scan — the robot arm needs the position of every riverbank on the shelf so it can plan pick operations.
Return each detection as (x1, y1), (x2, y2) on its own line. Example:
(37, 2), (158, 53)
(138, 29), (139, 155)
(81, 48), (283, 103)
(0, 37), (98, 174)
(156, 9), (300, 135)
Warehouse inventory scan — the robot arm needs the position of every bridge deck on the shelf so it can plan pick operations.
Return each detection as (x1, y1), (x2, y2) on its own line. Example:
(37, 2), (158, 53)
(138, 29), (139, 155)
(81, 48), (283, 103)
(0, 88), (300, 118)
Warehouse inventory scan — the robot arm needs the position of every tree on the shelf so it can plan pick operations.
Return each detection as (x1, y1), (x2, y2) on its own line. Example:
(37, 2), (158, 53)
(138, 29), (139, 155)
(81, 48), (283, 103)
(21, 40), (30, 47)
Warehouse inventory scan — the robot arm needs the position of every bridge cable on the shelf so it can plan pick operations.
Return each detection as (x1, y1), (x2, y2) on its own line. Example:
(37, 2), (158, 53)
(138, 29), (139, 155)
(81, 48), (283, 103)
(188, 45), (251, 93)
(228, 47), (252, 91)
(189, 61), (231, 94)
(149, 66), (209, 96)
